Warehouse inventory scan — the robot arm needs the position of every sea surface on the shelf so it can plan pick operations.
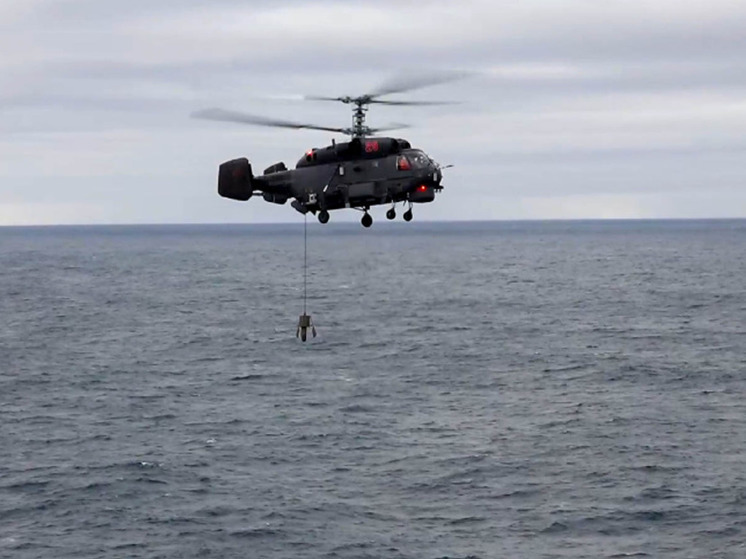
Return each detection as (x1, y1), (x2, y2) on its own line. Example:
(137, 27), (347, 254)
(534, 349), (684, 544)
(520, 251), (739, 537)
(1, 219), (745, 558)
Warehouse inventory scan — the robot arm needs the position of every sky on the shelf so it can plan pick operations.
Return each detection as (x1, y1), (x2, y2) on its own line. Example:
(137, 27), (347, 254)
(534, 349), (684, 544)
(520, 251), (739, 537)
(2, 0), (746, 225)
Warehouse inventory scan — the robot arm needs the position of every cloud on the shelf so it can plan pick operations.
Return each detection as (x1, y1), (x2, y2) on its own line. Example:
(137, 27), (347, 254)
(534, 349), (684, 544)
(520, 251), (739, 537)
(2, 0), (746, 224)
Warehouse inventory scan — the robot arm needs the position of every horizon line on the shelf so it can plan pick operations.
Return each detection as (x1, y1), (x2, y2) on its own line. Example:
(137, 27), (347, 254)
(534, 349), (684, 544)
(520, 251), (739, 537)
(3, 217), (746, 229)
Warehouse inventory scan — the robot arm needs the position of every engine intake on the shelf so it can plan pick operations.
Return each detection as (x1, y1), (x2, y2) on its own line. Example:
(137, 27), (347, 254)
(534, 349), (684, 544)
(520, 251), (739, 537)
(218, 158), (253, 201)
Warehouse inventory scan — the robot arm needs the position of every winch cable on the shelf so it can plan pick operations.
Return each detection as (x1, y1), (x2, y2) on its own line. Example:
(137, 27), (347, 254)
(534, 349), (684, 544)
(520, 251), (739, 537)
(296, 213), (316, 341)
(303, 212), (308, 315)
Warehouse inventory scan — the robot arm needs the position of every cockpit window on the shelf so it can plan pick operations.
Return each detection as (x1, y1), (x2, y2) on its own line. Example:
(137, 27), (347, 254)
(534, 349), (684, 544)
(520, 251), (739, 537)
(407, 150), (431, 169)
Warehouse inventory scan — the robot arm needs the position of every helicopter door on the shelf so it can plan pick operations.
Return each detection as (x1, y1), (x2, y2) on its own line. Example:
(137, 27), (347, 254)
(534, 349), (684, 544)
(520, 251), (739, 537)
(328, 165), (349, 208)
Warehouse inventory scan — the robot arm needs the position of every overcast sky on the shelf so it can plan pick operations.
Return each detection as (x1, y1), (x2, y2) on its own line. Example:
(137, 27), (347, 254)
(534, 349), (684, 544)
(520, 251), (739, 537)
(2, 0), (746, 225)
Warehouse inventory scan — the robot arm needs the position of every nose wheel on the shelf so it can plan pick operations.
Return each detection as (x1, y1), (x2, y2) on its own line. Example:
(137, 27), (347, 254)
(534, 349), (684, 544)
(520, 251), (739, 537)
(403, 208), (413, 222)
(361, 212), (373, 228)
(386, 208), (396, 220)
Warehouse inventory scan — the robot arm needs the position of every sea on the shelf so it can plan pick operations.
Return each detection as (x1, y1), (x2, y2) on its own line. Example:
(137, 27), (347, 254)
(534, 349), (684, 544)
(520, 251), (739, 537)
(1, 219), (745, 559)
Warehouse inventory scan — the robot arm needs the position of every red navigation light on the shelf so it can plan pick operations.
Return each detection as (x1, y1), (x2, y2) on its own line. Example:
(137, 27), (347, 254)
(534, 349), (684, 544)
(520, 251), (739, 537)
(418, 185), (428, 192)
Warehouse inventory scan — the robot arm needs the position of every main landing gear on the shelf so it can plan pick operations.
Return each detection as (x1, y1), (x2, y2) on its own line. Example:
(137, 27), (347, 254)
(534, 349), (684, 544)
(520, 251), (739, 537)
(386, 207), (396, 220)
(317, 209), (330, 224)
(361, 211), (373, 228)
(403, 208), (413, 222)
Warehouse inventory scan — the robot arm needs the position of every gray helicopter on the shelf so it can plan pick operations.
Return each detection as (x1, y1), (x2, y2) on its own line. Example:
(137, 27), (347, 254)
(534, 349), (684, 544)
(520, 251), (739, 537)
(192, 73), (462, 227)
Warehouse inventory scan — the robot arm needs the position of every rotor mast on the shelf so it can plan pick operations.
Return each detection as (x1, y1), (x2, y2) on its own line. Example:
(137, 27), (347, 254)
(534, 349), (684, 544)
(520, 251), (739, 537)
(353, 100), (368, 138)
(336, 96), (374, 138)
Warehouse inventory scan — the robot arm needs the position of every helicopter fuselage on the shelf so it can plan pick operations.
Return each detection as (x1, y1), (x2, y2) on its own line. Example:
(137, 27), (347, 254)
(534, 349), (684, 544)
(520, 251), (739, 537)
(217, 136), (443, 225)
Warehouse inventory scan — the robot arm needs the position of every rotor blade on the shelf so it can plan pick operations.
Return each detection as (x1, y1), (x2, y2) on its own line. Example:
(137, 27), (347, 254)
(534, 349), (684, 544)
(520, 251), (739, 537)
(304, 95), (345, 102)
(368, 70), (472, 98)
(368, 99), (458, 106)
(368, 122), (410, 133)
(191, 108), (346, 133)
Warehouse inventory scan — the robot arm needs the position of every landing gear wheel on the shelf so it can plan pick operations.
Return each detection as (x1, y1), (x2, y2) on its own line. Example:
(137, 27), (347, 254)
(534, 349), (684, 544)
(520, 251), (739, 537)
(361, 212), (373, 228)
(386, 208), (396, 220)
(403, 209), (413, 222)
(318, 210), (330, 224)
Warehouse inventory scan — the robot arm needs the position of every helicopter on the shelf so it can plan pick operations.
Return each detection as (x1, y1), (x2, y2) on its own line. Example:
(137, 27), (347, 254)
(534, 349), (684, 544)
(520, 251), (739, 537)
(192, 73), (463, 227)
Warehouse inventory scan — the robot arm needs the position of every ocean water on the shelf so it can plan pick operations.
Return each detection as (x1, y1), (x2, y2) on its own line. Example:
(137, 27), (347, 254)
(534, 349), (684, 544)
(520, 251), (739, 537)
(1, 219), (745, 558)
